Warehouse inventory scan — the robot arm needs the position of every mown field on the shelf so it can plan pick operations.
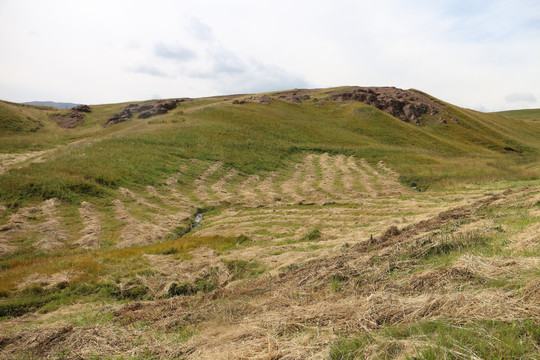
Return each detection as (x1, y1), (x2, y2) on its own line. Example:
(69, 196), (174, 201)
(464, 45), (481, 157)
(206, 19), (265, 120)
(0, 89), (539, 359)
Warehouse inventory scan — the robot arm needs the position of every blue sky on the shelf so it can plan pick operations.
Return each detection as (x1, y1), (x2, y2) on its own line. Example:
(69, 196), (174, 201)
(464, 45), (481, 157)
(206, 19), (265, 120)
(0, 0), (539, 111)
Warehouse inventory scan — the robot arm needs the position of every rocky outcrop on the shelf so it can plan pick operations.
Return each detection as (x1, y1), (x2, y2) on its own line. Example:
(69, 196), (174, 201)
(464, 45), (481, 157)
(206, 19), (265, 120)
(103, 100), (179, 127)
(72, 104), (91, 112)
(233, 95), (272, 105)
(233, 90), (313, 105)
(103, 108), (132, 128)
(131, 100), (177, 119)
(50, 105), (91, 128)
(329, 87), (442, 124)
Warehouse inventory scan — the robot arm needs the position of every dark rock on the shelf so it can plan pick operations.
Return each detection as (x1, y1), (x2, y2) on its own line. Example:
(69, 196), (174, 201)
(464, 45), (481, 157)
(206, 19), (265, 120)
(158, 100), (177, 110)
(103, 109), (132, 127)
(72, 104), (91, 112)
(138, 107), (167, 119)
(50, 111), (86, 128)
(258, 95), (272, 104)
(330, 87), (443, 124)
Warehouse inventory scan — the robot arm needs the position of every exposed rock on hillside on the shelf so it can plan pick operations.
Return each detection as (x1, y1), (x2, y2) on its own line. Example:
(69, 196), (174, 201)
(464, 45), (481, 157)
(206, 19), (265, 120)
(103, 100), (179, 127)
(233, 87), (444, 124)
(233, 90), (314, 105)
(49, 104), (91, 128)
(330, 87), (443, 124)
(103, 108), (132, 128)
(72, 104), (91, 112)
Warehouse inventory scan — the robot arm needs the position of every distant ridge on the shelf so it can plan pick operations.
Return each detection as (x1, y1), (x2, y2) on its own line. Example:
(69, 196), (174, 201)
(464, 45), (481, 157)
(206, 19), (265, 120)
(23, 101), (80, 109)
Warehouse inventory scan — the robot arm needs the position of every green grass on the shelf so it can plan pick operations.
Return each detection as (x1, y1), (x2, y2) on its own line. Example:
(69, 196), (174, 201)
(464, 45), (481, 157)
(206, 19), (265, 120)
(330, 319), (540, 360)
(1, 91), (539, 206)
(495, 108), (540, 120)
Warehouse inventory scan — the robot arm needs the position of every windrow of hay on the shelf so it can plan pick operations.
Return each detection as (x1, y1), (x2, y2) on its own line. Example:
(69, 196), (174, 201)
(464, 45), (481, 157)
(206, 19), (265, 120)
(0, 324), (183, 360)
(73, 201), (101, 249)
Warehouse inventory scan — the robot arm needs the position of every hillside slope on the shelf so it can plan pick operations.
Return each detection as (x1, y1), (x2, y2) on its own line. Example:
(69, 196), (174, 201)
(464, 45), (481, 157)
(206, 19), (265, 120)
(0, 87), (539, 205)
(0, 88), (539, 359)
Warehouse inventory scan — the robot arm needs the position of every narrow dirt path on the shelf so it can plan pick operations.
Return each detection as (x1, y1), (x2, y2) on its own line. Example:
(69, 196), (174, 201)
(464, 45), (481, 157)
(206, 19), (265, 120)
(0, 150), (50, 175)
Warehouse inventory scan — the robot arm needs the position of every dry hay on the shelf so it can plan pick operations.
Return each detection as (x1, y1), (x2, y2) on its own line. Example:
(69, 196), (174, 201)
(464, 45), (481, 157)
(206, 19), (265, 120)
(113, 199), (168, 248)
(146, 185), (189, 210)
(0, 149), (50, 175)
(301, 154), (330, 203)
(280, 162), (305, 204)
(0, 239), (16, 257)
(73, 201), (101, 249)
(165, 176), (195, 206)
(0, 324), (182, 360)
(210, 168), (238, 203)
(141, 247), (230, 297)
(158, 287), (538, 359)
(347, 156), (376, 196)
(0, 198), (70, 252)
(453, 254), (540, 279)
(193, 162), (223, 205)
(335, 154), (356, 196)
(17, 270), (78, 291)
(238, 174), (261, 205)
(181, 322), (330, 360)
(34, 198), (70, 251)
(257, 171), (280, 203)
(376, 160), (400, 179)
(119, 187), (161, 210)
(508, 222), (540, 253)
(318, 153), (342, 200)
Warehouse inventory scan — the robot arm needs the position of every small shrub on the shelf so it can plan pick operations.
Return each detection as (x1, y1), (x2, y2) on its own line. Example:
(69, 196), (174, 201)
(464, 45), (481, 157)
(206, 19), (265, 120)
(303, 228), (321, 241)
(223, 259), (265, 281)
(167, 282), (197, 297)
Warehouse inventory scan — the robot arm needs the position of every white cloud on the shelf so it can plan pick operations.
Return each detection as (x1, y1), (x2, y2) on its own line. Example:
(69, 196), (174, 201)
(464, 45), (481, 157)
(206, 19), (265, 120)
(505, 93), (537, 103)
(154, 43), (197, 62)
(0, 0), (538, 110)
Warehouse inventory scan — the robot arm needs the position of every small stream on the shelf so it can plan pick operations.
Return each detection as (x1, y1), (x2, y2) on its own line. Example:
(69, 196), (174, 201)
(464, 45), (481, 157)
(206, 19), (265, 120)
(193, 212), (203, 229)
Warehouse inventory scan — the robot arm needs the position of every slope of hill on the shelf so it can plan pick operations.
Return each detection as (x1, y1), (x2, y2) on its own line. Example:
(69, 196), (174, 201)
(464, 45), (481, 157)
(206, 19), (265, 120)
(494, 108), (540, 121)
(0, 87), (539, 359)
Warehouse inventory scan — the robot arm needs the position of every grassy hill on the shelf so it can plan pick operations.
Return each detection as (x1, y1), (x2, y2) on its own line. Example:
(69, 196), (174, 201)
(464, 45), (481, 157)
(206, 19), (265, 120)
(1, 89), (539, 205)
(494, 108), (540, 121)
(0, 88), (539, 359)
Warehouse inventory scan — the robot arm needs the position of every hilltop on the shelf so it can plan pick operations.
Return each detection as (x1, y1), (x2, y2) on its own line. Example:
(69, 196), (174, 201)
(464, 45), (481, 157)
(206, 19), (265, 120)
(0, 87), (539, 359)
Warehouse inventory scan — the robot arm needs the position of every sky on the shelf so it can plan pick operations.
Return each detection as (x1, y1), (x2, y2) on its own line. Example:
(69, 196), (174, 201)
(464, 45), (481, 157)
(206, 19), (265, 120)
(0, 0), (539, 111)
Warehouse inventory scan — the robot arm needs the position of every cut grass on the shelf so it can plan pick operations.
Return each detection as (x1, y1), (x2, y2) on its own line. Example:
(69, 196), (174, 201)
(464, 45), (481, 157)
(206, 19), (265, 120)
(330, 319), (540, 360)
